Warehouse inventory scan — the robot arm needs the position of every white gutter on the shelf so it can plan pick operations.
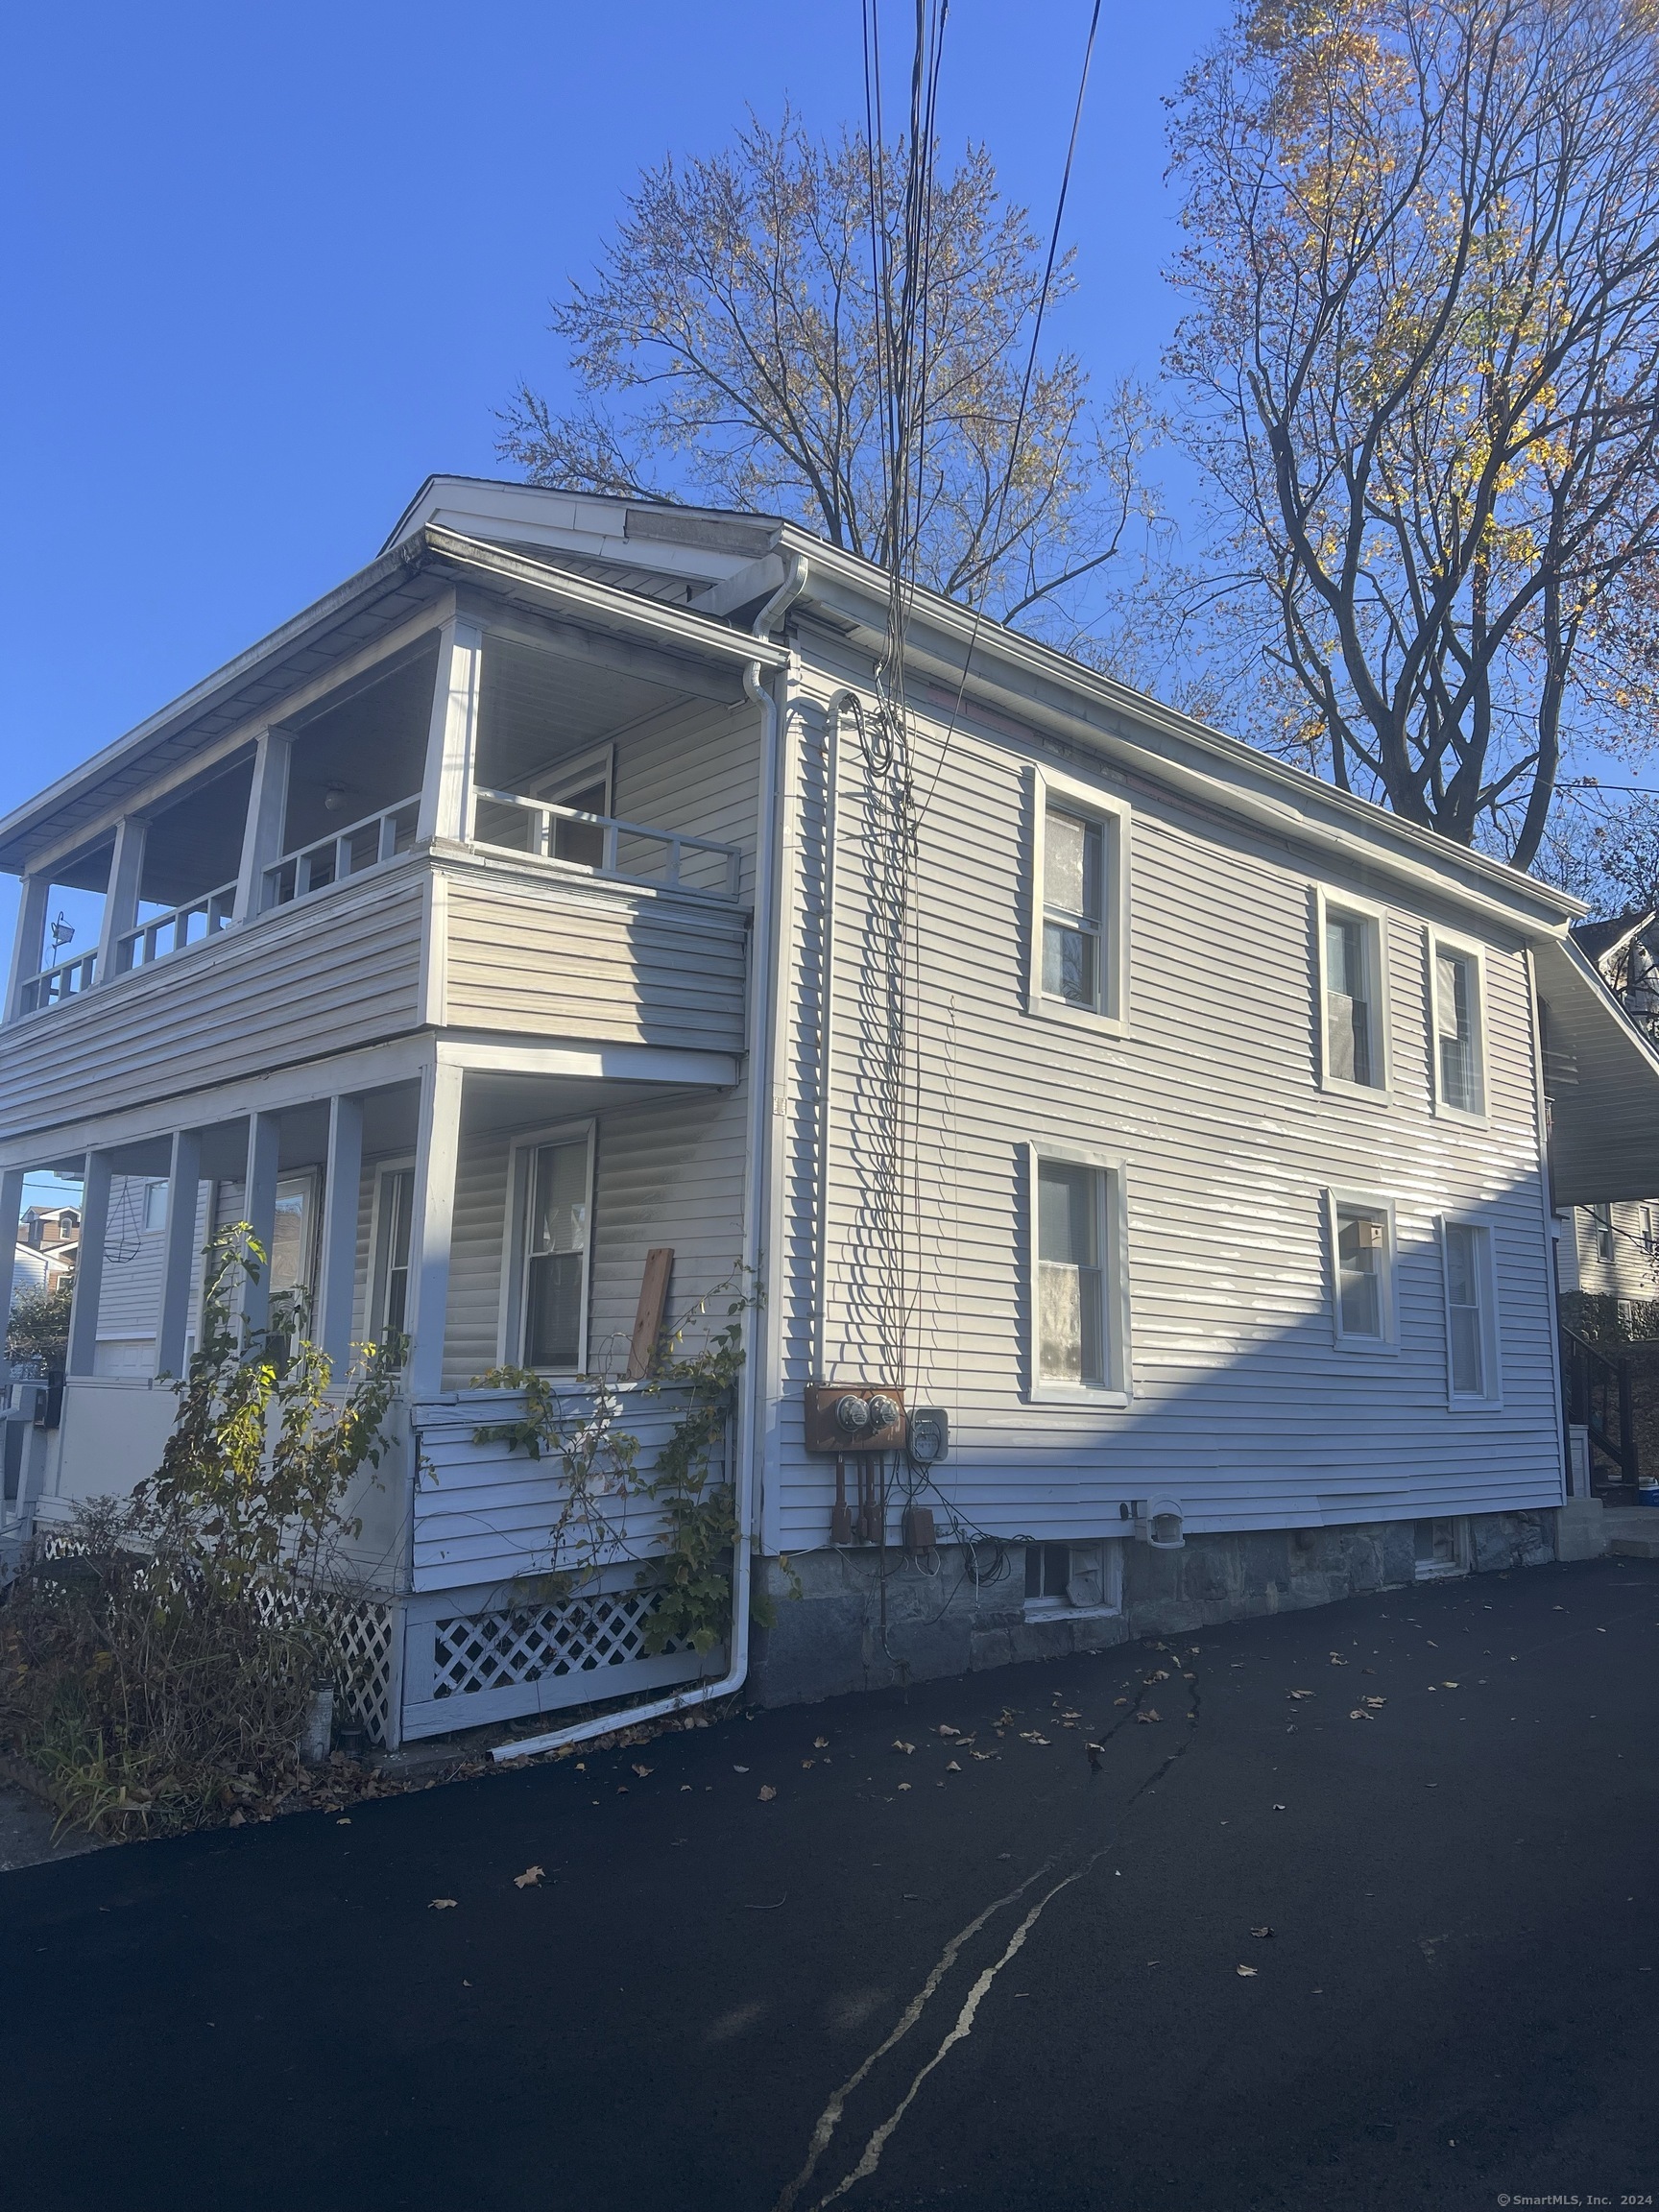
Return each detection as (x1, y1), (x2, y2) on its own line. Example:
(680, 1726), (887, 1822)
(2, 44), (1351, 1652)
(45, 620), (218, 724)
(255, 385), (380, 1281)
(494, 553), (809, 1766)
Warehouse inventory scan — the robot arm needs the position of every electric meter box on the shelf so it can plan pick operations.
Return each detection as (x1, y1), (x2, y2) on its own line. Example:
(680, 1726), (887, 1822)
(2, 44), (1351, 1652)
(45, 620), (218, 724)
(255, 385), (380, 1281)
(803, 1382), (907, 1455)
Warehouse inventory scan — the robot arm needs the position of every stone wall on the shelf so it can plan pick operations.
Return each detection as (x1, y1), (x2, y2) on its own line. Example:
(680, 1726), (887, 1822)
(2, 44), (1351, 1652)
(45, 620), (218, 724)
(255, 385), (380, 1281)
(747, 1511), (1558, 1707)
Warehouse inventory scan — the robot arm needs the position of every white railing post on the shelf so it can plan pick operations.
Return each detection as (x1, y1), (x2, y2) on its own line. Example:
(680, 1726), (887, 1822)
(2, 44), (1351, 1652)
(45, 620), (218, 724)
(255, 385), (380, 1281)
(239, 1113), (282, 1339)
(5, 876), (49, 1023)
(94, 817), (148, 984)
(65, 1151), (113, 1378)
(234, 730), (291, 922)
(418, 619), (485, 847)
(155, 1128), (204, 1378)
(0, 1166), (24, 1382)
(316, 1094), (364, 1374)
(405, 1053), (464, 1400)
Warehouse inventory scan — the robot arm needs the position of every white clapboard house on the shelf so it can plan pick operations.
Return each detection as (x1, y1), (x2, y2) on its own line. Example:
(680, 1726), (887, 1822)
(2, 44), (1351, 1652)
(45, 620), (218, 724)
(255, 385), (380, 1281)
(2, 477), (1656, 1744)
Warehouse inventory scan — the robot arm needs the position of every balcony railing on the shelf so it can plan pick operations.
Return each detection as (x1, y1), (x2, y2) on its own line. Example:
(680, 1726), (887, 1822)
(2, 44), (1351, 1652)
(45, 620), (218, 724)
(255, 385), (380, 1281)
(263, 797), (421, 910)
(17, 950), (99, 1015)
(116, 881), (239, 974)
(471, 788), (743, 900)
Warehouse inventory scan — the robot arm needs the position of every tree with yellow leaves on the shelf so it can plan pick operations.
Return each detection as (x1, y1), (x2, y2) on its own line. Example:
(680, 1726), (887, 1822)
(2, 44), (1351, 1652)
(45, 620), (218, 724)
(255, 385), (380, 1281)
(1166, 0), (1659, 867)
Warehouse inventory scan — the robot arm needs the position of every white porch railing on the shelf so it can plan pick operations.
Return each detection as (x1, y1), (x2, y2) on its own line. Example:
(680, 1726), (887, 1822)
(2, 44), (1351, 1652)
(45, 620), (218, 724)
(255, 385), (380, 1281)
(263, 795), (421, 910)
(116, 880), (238, 974)
(17, 949), (98, 1014)
(471, 787), (743, 901)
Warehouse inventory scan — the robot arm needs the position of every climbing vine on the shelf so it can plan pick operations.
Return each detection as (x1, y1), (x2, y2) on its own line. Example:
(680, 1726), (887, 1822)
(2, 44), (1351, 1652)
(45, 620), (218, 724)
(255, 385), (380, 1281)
(471, 1270), (794, 1657)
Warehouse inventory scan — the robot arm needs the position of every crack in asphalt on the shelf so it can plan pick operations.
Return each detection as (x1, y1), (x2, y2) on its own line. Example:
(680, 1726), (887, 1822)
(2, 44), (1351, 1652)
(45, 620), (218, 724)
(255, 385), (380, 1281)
(777, 1648), (1206, 2211)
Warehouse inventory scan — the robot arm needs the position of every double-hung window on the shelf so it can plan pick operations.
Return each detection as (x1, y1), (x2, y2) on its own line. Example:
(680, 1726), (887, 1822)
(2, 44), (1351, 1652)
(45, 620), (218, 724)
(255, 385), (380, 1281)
(1315, 891), (1388, 1094)
(1430, 935), (1485, 1116)
(1029, 772), (1127, 1030)
(373, 1165), (416, 1338)
(1029, 1147), (1127, 1399)
(1327, 1193), (1396, 1350)
(1440, 1218), (1500, 1406)
(502, 1126), (595, 1373)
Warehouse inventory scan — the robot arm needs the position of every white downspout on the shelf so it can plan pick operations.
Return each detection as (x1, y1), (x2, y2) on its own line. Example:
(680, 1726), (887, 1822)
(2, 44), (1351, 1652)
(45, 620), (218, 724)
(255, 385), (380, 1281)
(495, 553), (808, 1765)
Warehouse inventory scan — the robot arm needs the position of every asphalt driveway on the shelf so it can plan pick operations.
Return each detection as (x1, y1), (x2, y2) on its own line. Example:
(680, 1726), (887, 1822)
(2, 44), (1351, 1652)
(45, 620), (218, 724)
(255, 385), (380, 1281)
(5, 1554), (1657, 2212)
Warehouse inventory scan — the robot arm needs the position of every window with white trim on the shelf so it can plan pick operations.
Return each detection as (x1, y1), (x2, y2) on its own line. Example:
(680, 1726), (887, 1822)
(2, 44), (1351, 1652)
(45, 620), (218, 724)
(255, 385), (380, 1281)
(518, 1131), (593, 1371)
(1030, 1151), (1125, 1395)
(141, 1180), (168, 1234)
(1320, 899), (1387, 1091)
(373, 1165), (416, 1338)
(1431, 937), (1485, 1115)
(1441, 1219), (1499, 1405)
(1030, 775), (1127, 1028)
(1329, 1196), (1394, 1347)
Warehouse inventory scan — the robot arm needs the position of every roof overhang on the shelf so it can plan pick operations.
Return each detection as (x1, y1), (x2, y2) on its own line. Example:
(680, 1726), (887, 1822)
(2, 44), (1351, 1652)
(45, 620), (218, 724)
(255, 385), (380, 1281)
(0, 527), (783, 878)
(1534, 936), (1659, 1205)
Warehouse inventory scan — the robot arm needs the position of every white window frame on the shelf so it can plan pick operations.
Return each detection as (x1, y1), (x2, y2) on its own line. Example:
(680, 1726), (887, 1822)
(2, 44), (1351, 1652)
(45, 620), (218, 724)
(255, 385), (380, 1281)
(1426, 930), (1489, 1121)
(368, 1157), (417, 1345)
(527, 739), (615, 814)
(497, 1118), (597, 1375)
(1325, 1189), (1400, 1354)
(1022, 1537), (1125, 1621)
(1027, 767), (1130, 1037)
(141, 1179), (169, 1235)
(1412, 1515), (1470, 1581)
(1313, 886), (1392, 1099)
(1437, 1214), (1503, 1408)
(1024, 1141), (1132, 1406)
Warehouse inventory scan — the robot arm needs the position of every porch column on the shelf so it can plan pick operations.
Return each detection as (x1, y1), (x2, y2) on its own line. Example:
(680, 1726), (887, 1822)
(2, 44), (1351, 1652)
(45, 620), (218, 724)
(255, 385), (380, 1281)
(93, 816), (148, 984)
(65, 1151), (113, 1377)
(404, 1056), (463, 1399)
(155, 1128), (204, 1377)
(316, 1094), (364, 1373)
(0, 1166), (25, 1380)
(417, 618), (485, 846)
(233, 729), (291, 923)
(240, 1113), (282, 1338)
(5, 875), (49, 1022)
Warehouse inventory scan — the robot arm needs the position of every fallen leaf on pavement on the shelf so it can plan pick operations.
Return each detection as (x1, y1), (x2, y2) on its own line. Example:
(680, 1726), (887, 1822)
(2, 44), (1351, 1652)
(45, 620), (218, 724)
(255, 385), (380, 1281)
(1137, 1709), (1162, 1724)
(945, 1760), (961, 1772)
(1114, 1696), (1130, 1706)
(897, 1782), (912, 1792)
(632, 1764), (653, 1778)
(801, 1759), (814, 1769)
(429, 1898), (458, 1911)
(1237, 1964), (1258, 1977)
(937, 1723), (959, 1737)
(813, 1736), (829, 1748)
(514, 1866), (544, 1888)
(1272, 1803), (1286, 1811)
(758, 1785), (777, 1801)
(733, 1765), (750, 1773)
(1363, 1696), (1385, 1708)
(336, 1817), (351, 1826)
(892, 1740), (915, 1755)
(1251, 1926), (1272, 1938)
(1288, 1690), (1315, 1700)
(1442, 1681), (1459, 1689)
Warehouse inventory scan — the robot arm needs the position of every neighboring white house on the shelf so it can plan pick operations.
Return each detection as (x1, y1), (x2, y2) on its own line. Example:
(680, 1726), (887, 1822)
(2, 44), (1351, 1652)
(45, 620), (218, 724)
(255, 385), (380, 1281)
(1555, 912), (1659, 1305)
(3, 475), (1657, 1745)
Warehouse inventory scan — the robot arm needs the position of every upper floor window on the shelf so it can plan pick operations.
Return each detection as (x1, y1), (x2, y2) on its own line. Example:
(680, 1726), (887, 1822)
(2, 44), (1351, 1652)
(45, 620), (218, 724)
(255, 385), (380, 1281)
(1328, 1192), (1396, 1350)
(1315, 891), (1389, 1095)
(1028, 1146), (1128, 1400)
(1431, 935), (1486, 1117)
(1029, 772), (1128, 1032)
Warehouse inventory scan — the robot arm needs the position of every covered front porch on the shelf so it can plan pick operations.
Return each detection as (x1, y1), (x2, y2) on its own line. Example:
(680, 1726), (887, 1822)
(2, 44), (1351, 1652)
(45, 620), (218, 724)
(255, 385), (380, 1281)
(0, 1032), (749, 1743)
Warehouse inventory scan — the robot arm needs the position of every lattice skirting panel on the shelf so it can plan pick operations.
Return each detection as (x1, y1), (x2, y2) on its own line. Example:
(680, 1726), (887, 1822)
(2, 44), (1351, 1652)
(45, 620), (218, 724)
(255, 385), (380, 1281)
(255, 1583), (398, 1749)
(397, 1569), (719, 1743)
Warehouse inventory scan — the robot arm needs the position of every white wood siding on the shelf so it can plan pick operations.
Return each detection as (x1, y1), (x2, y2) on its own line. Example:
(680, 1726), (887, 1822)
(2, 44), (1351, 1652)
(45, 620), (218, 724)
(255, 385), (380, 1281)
(764, 658), (1563, 1552)
(439, 1089), (749, 1392)
(0, 873), (426, 1137)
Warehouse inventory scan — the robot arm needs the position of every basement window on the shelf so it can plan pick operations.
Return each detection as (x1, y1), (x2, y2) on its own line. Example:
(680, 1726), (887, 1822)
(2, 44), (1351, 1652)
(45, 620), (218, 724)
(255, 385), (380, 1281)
(1413, 1518), (1467, 1581)
(1023, 1539), (1122, 1619)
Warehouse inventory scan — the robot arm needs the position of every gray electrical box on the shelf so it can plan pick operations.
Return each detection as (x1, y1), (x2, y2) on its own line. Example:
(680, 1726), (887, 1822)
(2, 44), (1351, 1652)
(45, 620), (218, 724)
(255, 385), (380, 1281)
(909, 1407), (949, 1465)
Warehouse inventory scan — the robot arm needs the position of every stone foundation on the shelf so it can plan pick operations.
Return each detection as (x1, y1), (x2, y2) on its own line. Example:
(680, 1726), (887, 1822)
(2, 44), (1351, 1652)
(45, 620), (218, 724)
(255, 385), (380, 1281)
(747, 1510), (1558, 1706)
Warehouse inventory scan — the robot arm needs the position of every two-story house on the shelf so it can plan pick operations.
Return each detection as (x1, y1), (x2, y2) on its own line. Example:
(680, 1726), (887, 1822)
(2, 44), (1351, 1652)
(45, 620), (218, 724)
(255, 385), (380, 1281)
(2, 476), (1655, 1747)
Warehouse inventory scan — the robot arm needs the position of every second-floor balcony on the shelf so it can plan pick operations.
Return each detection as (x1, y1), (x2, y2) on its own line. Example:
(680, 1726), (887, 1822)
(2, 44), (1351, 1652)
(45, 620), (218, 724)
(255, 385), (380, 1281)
(0, 594), (763, 1132)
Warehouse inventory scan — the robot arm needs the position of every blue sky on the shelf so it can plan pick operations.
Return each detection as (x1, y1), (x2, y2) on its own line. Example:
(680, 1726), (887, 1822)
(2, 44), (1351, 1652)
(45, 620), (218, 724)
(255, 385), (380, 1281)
(2, 1), (1232, 1200)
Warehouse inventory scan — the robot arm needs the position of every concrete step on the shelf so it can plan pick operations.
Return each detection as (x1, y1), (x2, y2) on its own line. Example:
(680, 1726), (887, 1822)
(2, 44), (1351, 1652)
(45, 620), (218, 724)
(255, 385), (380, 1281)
(1602, 1507), (1659, 1559)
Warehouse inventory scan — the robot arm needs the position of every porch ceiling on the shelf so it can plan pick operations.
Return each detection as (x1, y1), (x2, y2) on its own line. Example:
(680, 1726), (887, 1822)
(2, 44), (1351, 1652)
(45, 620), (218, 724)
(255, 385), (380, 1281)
(1535, 936), (1659, 1205)
(459, 1070), (720, 1136)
